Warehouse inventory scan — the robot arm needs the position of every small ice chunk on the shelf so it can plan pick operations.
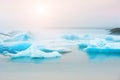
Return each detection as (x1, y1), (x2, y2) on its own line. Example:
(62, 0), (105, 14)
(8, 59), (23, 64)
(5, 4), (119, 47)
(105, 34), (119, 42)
(78, 40), (89, 50)
(105, 36), (114, 41)
(40, 47), (71, 53)
(78, 43), (88, 50)
(62, 34), (80, 40)
(31, 51), (62, 58)
(0, 33), (10, 43)
(4, 32), (33, 42)
(105, 35), (120, 42)
(89, 38), (107, 47)
(82, 34), (91, 40)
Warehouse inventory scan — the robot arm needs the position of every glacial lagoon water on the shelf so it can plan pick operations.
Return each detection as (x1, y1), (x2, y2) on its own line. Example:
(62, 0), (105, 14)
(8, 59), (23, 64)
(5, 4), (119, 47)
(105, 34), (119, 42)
(0, 29), (120, 80)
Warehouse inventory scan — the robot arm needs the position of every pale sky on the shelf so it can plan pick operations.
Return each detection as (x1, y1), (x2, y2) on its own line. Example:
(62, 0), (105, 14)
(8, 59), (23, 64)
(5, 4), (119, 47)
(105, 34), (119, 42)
(0, 0), (120, 31)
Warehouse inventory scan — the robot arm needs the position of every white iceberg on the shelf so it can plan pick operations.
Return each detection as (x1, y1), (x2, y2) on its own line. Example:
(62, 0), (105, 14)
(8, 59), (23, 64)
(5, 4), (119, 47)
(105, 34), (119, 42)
(105, 35), (120, 42)
(6, 43), (62, 59)
(80, 38), (120, 53)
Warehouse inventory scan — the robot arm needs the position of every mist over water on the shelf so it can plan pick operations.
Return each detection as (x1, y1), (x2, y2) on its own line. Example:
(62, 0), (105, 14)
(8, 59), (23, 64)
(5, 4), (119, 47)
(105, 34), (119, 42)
(0, 28), (120, 80)
(0, 0), (120, 80)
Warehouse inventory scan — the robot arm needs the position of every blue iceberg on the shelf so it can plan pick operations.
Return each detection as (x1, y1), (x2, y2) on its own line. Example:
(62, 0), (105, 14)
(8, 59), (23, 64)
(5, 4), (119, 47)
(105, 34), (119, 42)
(62, 34), (93, 41)
(4, 32), (33, 42)
(62, 34), (80, 40)
(78, 42), (88, 50)
(78, 37), (120, 61)
(0, 31), (33, 54)
(78, 38), (120, 54)
(6, 43), (62, 59)
(0, 41), (31, 54)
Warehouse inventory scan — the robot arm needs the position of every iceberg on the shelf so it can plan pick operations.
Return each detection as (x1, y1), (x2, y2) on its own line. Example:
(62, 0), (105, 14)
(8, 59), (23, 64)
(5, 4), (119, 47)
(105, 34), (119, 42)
(78, 41), (88, 50)
(81, 34), (91, 40)
(7, 43), (62, 59)
(105, 35), (120, 42)
(4, 32), (33, 42)
(62, 34), (80, 40)
(38, 39), (72, 53)
(0, 31), (33, 54)
(78, 38), (120, 53)
(0, 33), (10, 43)
(39, 47), (71, 54)
(78, 37), (120, 61)
(62, 34), (93, 41)
(0, 41), (32, 54)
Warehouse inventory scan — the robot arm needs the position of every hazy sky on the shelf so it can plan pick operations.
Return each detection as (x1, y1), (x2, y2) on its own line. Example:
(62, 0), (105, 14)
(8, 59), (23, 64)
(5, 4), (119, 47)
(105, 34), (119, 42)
(0, 0), (120, 31)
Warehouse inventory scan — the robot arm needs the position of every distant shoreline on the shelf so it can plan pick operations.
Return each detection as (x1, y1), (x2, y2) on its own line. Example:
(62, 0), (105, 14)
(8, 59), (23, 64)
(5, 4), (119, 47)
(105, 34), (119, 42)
(43, 26), (120, 30)
(110, 28), (120, 35)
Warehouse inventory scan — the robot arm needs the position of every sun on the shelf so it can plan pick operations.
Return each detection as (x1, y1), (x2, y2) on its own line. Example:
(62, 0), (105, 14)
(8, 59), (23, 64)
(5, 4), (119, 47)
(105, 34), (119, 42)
(35, 5), (48, 16)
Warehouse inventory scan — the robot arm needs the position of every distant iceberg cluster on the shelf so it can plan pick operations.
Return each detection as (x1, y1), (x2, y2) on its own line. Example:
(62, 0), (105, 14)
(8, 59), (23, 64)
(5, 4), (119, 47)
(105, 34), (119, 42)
(63, 33), (120, 60)
(62, 34), (120, 52)
(0, 31), (120, 62)
(0, 31), (71, 60)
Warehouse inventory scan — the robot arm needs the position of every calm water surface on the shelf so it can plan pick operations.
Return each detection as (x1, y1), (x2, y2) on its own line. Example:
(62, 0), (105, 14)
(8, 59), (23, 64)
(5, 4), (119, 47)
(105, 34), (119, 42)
(0, 29), (120, 80)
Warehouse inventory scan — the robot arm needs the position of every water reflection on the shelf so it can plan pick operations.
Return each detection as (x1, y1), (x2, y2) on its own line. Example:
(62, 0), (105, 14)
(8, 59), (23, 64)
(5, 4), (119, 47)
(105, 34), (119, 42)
(10, 57), (60, 63)
(85, 51), (120, 61)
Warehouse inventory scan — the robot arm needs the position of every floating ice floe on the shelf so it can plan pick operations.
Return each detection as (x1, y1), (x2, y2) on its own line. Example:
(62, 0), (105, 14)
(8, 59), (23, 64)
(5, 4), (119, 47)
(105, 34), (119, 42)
(78, 37), (120, 61)
(0, 32), (73, 59)
(6, 43), (62, 59)
(0, 41), (32, 54)
(0, 33), (10, 43)
(79, 38), (120, 53)
(78, 38), (120, 53)
(62, 34), (94, 41)
(78, 42), (88, 50)
(39, 47), (71, 54)
(4, 32), (33, 42)
(105, 35), (120, 42)
(0, 31), (33, 54)
(62, 34), (80, 40)
(81, 34), (91, 40)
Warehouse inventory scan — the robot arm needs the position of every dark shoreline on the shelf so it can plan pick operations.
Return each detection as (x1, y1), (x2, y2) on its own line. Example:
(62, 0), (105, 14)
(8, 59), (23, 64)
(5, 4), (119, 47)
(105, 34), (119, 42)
(110, 28), (120, 35)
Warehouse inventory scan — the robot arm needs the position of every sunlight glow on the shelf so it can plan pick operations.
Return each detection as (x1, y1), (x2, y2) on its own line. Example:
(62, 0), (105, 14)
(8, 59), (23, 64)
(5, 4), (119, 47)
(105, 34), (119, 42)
(35, 5), (48, 16)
